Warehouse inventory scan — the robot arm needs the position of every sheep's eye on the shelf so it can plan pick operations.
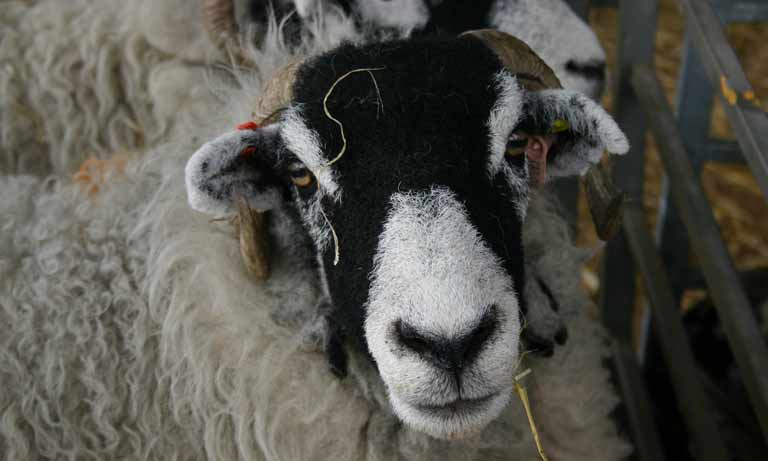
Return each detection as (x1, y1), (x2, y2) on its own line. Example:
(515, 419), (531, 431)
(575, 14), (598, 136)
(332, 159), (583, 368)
(291, 170), (315, 188)
(290, 168), (315, 188)
(505, 133), (528, 158)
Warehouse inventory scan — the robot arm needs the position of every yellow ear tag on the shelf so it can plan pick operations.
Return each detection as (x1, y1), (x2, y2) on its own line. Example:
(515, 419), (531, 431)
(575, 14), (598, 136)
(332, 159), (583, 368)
(551, 119), (569, 133)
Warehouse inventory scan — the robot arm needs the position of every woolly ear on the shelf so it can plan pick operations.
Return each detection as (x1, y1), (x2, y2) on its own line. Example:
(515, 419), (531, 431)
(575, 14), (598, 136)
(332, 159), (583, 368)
(522, 89), (629, 178)
(185, 124), (284, 215)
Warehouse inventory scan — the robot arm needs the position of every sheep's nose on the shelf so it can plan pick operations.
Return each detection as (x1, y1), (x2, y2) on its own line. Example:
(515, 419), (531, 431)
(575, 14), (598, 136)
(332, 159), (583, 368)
(565, 59), (607, 82)
(395, 310), (498, 372)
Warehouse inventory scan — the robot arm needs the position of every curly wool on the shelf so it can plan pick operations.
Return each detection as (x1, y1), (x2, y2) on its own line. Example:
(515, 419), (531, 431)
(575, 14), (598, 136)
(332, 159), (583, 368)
(1, 4), (629, 458)
(0, 0), (358, 177)
(1, 0), (163, 175)
(0, 129), (630, 460)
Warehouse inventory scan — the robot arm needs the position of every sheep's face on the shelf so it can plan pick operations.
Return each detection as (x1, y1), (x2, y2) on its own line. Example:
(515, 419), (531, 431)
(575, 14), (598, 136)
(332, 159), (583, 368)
(186, 36), (627, 439)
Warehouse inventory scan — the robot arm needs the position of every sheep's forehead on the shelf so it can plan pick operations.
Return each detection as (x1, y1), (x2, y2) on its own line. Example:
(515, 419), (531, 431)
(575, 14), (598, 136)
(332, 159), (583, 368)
(281, 40), (522, 193)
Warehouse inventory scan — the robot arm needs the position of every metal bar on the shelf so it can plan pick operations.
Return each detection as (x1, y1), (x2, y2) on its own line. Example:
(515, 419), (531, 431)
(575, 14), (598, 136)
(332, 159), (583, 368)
(623, 204), (730, 461)
(677, 0), (768, 201)
(704, 139), (745, 164)
(723, 2), (768, 22)
(697, 371), (768, 459)
(599, 0), (658, 342)
(610, 340), (667, 461)
(631, 63), (768, 441)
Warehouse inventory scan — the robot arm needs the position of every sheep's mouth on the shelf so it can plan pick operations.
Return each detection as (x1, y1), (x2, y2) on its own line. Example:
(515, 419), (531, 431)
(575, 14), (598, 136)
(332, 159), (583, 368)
(415, 393), (497, 415)
(391, 390), (511, 439)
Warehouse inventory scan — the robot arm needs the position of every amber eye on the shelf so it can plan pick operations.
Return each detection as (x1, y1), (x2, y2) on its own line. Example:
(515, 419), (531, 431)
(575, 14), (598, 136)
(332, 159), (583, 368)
(290, 168), (315, 188)
(505, 133), (528, 158)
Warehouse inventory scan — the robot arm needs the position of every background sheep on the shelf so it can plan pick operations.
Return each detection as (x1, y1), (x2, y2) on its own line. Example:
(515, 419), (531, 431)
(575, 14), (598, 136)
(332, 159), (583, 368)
(0, 0), (606, 177)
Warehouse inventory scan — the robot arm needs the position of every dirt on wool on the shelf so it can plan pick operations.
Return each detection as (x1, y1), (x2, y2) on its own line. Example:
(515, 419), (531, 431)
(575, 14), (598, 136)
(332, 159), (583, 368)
(576, 0), (768, 337)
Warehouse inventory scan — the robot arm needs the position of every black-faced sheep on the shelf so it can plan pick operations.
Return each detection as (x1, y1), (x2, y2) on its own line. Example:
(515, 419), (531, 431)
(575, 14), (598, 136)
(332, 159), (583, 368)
(1, 9), (630, 461)
(184, 30), (628, 442)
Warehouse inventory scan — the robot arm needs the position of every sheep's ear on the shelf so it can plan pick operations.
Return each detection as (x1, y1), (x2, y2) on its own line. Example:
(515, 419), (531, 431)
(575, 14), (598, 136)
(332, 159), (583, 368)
(522, 89), (629, 178)
(185, 124), (284, 215)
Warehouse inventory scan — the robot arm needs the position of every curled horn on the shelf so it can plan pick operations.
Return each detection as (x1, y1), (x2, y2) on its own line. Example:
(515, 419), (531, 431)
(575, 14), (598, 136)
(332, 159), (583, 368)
(200, 1), (303, 279)
(460, 29), (562, 91)
(231, 58), (304, 280)
(253, 59), (304, 124)
(463, 29), (625, 241)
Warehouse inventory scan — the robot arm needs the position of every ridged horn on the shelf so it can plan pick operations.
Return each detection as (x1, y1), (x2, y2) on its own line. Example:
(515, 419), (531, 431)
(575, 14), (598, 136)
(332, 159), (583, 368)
(461, 29), (562, 91)
(253, 59), (304, 124)
(234, 57), (305, 281)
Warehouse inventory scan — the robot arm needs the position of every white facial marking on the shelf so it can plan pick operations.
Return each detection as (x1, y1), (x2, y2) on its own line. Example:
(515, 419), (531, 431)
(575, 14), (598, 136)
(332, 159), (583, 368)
(280, 106), (341, 198)
(365, 187), (521, 439)
(485, 72), (528, 219)
(486, 71), (524, 178)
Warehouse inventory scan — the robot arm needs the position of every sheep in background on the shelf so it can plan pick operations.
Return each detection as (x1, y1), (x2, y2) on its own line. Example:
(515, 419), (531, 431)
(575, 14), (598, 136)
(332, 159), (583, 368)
(2, 29), (631, 459)
(0, 0), (354, 176)
(1, 0), (606, 177)
(269, 0), (607, 97)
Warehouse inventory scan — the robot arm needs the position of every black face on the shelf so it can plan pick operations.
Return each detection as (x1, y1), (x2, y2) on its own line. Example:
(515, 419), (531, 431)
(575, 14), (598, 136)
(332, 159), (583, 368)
(281, 38), (529, 356)
(185, 29), (628, 438)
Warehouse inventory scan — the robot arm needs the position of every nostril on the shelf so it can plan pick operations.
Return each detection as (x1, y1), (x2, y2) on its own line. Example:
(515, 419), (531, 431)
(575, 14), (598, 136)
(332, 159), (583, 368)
(395, 320), (434, 356)
(461, 312), (498, 366)
(394, 307), (499, 372)
(566, 59), (607, 81)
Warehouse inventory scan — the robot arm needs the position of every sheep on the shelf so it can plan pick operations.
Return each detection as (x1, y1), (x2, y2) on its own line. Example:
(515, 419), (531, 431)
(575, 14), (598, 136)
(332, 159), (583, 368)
(265, 0), (608, 98)
(0, 0), (606, 178)
(0, 0), (349, 176)
(2, 28), (632, 459)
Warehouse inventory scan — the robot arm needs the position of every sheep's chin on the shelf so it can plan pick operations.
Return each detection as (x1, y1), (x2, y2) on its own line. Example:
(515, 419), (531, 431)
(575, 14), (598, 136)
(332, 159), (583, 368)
(388, 389), (512, 440)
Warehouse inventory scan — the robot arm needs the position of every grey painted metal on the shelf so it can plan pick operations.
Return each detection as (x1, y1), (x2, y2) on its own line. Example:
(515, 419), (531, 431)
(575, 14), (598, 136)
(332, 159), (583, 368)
(654, 32), (711, 328)
(723, 1), (768, 22)
(704, 139), (746, 163)
(644, 0), (756, 362)
(599, 0), (658, 342)
(697, 371), (768, 459)
(631, 63), (768, 441)
(610, 340), (667, 461)
(623, 204), (730, 461)
(677, 0), (768, 201)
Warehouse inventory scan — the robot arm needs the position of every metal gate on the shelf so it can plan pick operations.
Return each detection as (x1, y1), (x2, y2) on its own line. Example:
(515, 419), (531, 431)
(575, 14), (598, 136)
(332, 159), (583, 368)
(565, 1), (768, 459)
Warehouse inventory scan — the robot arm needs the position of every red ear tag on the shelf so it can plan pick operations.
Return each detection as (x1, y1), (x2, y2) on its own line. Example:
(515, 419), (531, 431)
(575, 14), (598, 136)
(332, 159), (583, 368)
(240, 146), (257, 157)
(237, 121), (261, 131)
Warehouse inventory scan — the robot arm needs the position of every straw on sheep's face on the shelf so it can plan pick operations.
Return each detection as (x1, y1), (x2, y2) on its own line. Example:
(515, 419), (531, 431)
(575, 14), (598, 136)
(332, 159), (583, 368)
(186, 32), (628, 440)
